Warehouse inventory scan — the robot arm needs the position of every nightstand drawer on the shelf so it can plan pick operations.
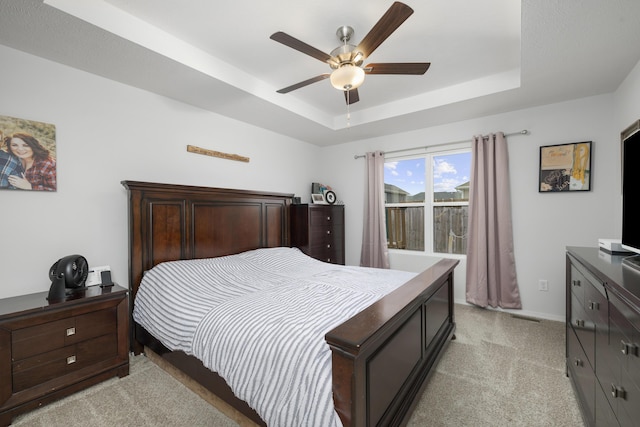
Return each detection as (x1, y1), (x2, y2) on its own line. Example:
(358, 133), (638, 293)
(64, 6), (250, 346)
(12, 333), (117, 392)
(12, 307), (117, 360)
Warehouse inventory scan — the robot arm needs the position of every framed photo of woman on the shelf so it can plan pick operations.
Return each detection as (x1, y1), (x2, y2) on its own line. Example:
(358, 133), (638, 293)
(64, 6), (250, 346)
(0, 115), (57, 192)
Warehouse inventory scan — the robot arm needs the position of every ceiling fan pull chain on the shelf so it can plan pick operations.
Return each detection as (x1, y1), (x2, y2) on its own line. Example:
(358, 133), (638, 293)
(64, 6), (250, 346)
(346, 91), (351, 126)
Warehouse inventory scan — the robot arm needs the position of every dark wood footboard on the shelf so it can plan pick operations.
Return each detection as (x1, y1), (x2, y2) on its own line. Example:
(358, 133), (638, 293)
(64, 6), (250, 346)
(326, 258), (458, 427)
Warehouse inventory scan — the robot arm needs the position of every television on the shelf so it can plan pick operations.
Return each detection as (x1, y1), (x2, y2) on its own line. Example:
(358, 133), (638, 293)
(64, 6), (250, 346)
(621, 119), (640, 269)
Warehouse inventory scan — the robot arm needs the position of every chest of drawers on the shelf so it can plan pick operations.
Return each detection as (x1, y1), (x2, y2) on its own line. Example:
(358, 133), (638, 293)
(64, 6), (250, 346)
(566, 247), (640, 426)
(0, 285), (129, 426)
(291, 204), (345, 264)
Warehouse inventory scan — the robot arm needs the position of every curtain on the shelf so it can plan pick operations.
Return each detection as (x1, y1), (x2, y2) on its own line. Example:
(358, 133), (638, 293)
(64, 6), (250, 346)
(466, 132), (522, 309)
(360, 151), (390, 269)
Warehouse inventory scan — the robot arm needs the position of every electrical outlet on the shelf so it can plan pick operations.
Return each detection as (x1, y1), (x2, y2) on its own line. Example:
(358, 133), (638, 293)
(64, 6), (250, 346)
(538, 279), (549, 291)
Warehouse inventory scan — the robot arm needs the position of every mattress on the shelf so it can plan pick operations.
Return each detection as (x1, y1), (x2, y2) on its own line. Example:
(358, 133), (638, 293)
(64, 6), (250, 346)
(133, 247), (416, 427)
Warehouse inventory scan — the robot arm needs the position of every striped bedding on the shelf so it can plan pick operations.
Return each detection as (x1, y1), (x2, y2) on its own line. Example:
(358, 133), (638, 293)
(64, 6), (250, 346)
(133, 247), (416, 427)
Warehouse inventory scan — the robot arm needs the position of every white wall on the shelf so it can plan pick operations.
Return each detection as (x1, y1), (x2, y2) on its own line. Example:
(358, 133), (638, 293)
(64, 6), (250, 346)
(615, 59), (640, 133)
(321, 93), (622, 321)
(0, 45), (320, 299)
(3, 40), (639, 323)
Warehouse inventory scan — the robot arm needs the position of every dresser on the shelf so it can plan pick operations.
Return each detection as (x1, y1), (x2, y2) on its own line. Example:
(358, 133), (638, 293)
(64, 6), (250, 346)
(0, 284), (129, 426)
(290, 204), (345, 264)
(566, 247), (640, 426)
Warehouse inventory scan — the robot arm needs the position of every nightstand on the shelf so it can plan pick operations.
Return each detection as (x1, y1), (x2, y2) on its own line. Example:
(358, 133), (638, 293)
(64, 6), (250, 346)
(0, 284), (129, 426)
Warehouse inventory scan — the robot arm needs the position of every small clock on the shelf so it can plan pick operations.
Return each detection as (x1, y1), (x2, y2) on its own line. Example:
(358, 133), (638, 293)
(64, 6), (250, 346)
(324, 190), (337, 204)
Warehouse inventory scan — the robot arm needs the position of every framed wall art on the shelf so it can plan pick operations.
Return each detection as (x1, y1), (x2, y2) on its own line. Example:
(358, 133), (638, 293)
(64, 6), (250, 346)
(0, 115), (57, 191)
(539, 141), (591, 192)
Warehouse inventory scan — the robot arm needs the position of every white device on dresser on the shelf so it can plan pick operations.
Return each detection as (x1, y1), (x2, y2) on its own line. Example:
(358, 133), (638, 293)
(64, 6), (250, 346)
(598, 238), (631, 254)
(85, 265), (112, 286)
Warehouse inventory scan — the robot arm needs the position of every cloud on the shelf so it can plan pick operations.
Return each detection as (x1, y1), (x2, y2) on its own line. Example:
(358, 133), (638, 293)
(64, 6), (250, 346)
(434, 159), (457, 178)
(435, 178), (464, 192)
(384, 162), (398, 171)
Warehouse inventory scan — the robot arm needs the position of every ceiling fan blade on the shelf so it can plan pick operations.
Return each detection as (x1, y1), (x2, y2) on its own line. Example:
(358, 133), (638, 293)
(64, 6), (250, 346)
(344, 88), (360, 105)
(365, 62), (430, 75)
(356, 2), (414, 59)
(276, 74), (330, 94)
(270, 32), (333, 63)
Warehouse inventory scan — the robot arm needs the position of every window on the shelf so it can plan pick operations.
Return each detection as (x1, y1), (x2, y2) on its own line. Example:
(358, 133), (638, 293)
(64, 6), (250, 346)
(384, 149), (471, 255)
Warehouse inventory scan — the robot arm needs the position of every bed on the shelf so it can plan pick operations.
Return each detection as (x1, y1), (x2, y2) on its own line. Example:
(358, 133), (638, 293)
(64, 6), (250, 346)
(122, 180), (458, 427)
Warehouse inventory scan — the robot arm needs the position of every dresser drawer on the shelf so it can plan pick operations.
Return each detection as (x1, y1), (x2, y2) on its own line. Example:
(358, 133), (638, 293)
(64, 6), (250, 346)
(12, 307), (117, 360)
(307, 245), (344, 264)
(310, 227), (343, 244)
(570, 264), (586, 306)
(309, 208), (344, 226)
(12, 333), (117, 392)
(308, 241), (339, 255)
(584, 279), (607, 325)
(610, 291), (640, 392)
(567, 325), (595, 425)
(571, 292), (595, 368)
(571, 263), (607, 314)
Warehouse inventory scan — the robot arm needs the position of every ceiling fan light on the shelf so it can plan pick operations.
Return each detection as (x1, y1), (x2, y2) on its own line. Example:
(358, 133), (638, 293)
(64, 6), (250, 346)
(330, 65), (365, 91)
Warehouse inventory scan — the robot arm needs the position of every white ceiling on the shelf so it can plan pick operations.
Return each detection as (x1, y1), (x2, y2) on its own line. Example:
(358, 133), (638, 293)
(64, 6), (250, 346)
(1, 0), (640, 146)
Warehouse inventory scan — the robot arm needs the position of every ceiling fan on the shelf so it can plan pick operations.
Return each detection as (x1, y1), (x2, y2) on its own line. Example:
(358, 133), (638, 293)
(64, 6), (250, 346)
(270, 1), (430, 105)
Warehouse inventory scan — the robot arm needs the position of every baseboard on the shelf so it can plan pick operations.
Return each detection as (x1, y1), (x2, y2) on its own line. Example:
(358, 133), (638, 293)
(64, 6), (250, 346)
(453, 299), (564, 322)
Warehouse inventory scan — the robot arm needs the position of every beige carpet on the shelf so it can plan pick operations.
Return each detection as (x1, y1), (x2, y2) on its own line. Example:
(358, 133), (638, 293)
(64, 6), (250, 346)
(409, 305), (584, 427)
(11, 304), (584, 427)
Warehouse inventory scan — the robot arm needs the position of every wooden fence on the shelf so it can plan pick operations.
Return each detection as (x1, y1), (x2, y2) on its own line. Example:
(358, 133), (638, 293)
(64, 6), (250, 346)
(386, 206), (467, 254)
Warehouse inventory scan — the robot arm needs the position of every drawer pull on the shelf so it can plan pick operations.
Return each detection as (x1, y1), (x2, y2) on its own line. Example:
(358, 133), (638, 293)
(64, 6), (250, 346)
(572, 279), (581, 287)
(575, 319), (585, 328)
(67, 355), (76, 365)
(621, 340), (639, 356)
(611, 384), (626, 399)
(326, 244), (331, 248)
(66, 327), (76, 336)
(326, 230), (331, 235)
(588, 301), (600, 310)
(574, 358), (583, 367)
(326, 216), (331, 221)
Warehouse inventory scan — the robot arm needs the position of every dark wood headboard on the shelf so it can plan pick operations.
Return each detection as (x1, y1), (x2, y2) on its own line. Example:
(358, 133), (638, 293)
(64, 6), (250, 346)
(122, 180), (293, 306)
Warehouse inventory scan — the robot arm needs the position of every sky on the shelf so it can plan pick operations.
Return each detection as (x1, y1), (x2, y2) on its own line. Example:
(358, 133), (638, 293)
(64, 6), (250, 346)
(384, 152), (471, 196)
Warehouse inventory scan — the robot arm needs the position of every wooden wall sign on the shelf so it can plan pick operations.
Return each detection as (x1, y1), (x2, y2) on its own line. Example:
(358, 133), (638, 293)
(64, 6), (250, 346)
(187, 145), (250, 163)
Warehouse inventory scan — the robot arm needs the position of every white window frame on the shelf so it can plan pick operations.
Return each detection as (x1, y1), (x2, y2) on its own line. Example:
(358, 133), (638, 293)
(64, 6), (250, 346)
(385, 143), (471, 256)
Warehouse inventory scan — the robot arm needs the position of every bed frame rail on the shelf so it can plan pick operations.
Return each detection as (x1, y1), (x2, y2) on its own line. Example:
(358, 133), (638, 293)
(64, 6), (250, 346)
(326, 258), (458, 427)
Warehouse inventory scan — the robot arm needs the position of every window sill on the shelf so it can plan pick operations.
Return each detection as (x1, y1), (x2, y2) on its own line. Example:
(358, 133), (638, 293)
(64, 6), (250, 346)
(388, 248), (466, 259)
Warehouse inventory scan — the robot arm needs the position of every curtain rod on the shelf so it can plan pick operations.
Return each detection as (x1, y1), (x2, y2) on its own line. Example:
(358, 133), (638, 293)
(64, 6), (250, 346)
(353, 129), (529, 159)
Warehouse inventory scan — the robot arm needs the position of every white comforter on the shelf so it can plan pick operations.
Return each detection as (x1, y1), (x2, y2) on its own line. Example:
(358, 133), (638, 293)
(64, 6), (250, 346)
(133, 247), (416, 427)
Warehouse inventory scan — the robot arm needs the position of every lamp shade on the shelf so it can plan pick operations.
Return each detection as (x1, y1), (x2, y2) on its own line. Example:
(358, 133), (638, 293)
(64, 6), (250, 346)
(330, 64), (365, 90)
